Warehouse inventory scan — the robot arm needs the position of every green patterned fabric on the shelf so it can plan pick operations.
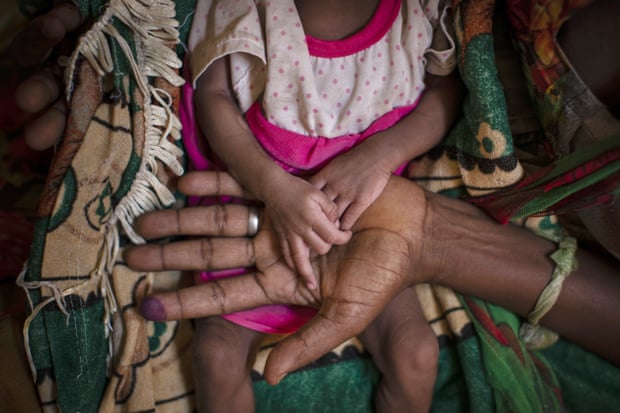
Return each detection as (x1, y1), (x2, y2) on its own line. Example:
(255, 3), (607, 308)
(10, 0), (619, 412)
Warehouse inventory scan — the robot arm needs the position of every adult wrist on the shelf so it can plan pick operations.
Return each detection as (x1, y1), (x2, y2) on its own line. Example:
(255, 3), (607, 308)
(418, 191), (490, 285)
(420, 191), (557, 317)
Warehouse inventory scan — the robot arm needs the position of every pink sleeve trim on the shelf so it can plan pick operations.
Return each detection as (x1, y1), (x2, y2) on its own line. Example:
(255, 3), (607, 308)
(245, 97), (420, 174)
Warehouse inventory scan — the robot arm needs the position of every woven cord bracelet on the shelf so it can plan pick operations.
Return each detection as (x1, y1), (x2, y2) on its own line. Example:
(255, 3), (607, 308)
(520, 234), (578, 350)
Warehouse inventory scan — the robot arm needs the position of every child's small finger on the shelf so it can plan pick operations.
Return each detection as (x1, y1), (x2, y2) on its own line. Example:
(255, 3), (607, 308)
(340, 202), (366, 231)
(278, 234), (295, 270)
(289, 239), (316, 287)
(303, 229), (332, 256)
(317, 194), (340, 223)
(311, 218), (351, 248)
(334, 198), (351, 221)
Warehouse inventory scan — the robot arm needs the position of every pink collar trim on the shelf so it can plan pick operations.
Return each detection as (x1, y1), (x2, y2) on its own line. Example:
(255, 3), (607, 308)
(306, 0), (401, 58)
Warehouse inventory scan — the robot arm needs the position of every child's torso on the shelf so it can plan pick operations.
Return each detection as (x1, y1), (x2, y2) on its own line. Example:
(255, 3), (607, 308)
(187, 0), (454, 170)
(235, 0), (432, 138)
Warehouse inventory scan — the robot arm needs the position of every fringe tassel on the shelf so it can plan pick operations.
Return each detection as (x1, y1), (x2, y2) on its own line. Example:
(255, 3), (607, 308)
(21, 0), (185, 379)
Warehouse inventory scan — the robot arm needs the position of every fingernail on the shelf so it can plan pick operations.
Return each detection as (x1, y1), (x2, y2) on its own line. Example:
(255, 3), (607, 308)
(273, 372), (287, 385)
(140, 297), (167, 321)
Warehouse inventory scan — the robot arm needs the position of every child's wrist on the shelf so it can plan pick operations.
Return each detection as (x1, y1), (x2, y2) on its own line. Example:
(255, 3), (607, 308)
(252, 166), (292, 202)
(367, 133), (417, 173)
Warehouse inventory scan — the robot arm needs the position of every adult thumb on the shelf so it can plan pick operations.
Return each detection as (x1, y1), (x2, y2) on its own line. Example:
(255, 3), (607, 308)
(262, 305), (366, 386)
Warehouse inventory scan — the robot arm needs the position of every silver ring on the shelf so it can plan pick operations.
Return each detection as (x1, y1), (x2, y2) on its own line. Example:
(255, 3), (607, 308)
(247, 205), (260, 236)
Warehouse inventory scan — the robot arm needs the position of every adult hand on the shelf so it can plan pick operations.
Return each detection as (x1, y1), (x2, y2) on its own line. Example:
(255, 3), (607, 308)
(125, 171), (433, 384)
(8, 1), (82, 150)
(126, 169), (620, 376)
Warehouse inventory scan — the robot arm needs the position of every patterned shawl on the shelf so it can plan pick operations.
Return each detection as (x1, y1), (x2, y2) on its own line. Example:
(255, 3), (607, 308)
(12, 0), (619, 412)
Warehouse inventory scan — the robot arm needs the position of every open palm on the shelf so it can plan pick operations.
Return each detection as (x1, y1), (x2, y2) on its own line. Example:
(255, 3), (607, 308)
(125, 172), (429, 384)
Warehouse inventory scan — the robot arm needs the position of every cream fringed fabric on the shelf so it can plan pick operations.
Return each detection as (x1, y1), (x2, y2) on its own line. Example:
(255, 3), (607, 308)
(17, 0), (196, 411)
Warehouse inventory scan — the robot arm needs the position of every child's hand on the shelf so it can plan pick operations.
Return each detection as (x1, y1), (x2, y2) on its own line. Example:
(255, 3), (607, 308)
(262, 175), (352, 288)
(310, 148), (393, 231)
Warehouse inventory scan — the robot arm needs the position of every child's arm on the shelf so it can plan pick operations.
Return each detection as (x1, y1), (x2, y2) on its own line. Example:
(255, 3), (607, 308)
(193, 57), (285, 201)
(193, 56), (351, 287)
(310, 71), (464, 230)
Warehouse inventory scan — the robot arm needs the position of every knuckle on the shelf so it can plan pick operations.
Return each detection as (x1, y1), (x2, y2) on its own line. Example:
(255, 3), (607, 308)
(206, 280), (227, 314)
(199, 238), (214, 269)
(212, 204), (227, 235)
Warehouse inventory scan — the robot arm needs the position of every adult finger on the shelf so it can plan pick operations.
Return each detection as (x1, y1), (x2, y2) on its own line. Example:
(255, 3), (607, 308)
(48, 1), (83, 30)
(140, 256), (316, 321)
(134, 203), (256, 240)
(178, 171), (254, 199)
(15, 69), (66, 150)
(22, 100), (66, 150)
(140, 272), (278, 321)
(15, 70), (61, 114)
(264, 283), (399, 385)
(8, 2), (82, 67)
(263, 299), (375, 385)
(125, 237), (257, 272)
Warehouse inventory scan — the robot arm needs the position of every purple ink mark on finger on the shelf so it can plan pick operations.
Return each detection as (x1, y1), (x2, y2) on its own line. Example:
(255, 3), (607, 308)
(141, 297), (167, 321)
